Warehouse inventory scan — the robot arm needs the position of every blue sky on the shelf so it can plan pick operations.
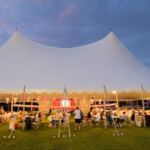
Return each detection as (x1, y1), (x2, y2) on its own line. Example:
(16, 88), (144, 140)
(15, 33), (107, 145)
(0, 0), (150, 67)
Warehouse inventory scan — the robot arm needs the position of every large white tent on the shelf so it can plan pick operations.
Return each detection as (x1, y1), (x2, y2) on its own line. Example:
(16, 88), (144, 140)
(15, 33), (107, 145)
(0, 30), (150, 94)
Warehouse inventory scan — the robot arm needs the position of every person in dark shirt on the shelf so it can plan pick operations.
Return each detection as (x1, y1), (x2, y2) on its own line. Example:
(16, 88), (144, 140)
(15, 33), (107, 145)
(131, 111), (135, 121)
(130, 111), (135, 125)
(87, 110), (92, 119)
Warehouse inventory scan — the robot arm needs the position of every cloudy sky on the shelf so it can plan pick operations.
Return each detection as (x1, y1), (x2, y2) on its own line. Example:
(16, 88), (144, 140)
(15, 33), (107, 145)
(0, 0), (150, 67)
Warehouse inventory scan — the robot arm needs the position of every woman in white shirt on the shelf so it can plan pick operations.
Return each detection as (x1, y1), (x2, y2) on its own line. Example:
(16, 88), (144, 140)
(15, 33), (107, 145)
(92, 112), (100, 127)
(74, 107), (81, 131)
(48, 112), (55, 128)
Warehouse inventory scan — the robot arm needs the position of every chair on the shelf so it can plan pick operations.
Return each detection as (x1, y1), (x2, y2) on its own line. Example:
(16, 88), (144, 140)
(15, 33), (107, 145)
(99, 119), (105, 126)
(18, 121), (25, 128)
(54, 117), (60, 128)
(91, 118), (100, 127)
(82, 116), (89, 127)
(106, 120), (113, 127)
(62, 119), (69, 129)
(32, 117), (40, 129)
(122, 117), (127, 125)
(32, 122), (39, 129)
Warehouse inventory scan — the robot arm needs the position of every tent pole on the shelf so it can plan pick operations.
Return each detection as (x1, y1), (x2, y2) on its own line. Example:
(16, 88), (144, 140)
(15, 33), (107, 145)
(58, 86), (65, 137)
(115, 92), (119, 114)
(52, 96), (54, 112)
(76, 98), (77, 107)
(11, 92), (14, 114)
(23, 86), (26, 130)
(112, 91), (119, 114)
(137, 100), (138, 109)
(31, 93), (33, 112)
(49, 99), (51, 115)
(141, 85), (146, 127)
(103, 85), (107, 129)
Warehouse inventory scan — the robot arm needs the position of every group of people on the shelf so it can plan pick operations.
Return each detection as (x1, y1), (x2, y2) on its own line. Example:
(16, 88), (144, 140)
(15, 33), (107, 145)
(73, 107), (140, 130)
(0, 106), (10, 124)
(47, 107), (83, 130)
(48, 110), (69, 128)
(1, 104), (147, 132)
(8, 110), (45, 131)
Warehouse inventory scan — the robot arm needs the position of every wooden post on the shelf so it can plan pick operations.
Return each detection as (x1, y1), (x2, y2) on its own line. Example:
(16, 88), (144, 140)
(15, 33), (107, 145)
(112, 91), (119, 114)
(11, 92), (14, 114)
(31, 93), (33, 112)
(49, 99), (51, 115)
(76, 98), (77, 107)
(141, 85), (146, 127)
(116, 93), (119, 114)
(103, 86), (107, 129)
(23, 86), (26, 130)
(136, 100), (138, 109)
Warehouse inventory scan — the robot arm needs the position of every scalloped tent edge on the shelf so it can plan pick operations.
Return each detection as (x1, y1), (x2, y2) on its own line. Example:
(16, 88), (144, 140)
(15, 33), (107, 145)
(0, 30), (150, 96)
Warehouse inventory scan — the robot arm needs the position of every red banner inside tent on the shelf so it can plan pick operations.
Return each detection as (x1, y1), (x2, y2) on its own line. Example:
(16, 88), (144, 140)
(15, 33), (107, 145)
(71, 99), (77, 110)
(53, 99), (60, 107)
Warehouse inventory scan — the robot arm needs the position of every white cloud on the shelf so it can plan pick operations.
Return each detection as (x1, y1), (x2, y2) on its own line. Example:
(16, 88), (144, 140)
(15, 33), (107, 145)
(58, 4), (76, 19)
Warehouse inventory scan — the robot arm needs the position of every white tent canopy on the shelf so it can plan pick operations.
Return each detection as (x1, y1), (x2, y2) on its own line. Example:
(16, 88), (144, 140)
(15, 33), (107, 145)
(0, 30), (150, 92)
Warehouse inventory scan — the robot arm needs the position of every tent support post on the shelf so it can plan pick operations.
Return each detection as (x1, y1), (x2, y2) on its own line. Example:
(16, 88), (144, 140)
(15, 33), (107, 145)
(31, 94), (33, 111)
(11, 92), (14, 115)
(141, 85), (146, 127)
(23, 86), (26, 130)
(49, 100), (51, 115)
(103, 85), (107, 129)
(115, 92), (119, 114)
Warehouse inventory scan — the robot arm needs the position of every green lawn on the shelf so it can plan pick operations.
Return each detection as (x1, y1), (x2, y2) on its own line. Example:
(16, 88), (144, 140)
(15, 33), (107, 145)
(0, 117), (150, 150)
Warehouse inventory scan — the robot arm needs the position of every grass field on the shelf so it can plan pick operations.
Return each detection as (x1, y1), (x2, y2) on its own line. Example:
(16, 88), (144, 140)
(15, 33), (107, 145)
(0, 117), (150, 150)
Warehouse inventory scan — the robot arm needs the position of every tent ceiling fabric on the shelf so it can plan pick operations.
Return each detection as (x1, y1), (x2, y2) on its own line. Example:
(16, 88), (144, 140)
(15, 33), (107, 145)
(0, 88), (150, 94)
(0, 30), (150, 93)
(0, 91), (150, 101)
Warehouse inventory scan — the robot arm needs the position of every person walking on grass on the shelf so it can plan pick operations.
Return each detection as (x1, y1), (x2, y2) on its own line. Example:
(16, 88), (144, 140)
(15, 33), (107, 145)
(74, 107), (82, 131)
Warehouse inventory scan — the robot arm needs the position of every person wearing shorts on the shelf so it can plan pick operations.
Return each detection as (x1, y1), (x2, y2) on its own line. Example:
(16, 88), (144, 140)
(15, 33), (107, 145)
(74, 107), (81, 130)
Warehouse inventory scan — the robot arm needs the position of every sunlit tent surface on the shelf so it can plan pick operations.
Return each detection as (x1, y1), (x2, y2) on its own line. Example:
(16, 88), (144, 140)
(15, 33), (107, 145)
(0, 30), (150, 95)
